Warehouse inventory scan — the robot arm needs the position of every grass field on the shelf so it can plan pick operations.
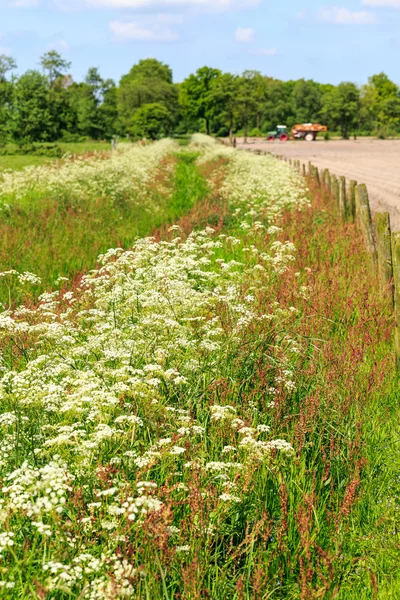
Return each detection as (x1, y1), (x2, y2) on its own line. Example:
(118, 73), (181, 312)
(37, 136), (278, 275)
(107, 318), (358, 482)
(0, 155), (53, 171)
(0, 136), (398, 598)
(0, 141), (112, 172)
(0, 141), (209, 306)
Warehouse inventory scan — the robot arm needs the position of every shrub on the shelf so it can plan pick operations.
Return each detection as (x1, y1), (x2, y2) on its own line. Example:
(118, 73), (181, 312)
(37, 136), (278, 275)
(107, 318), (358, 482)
(60, 131), (89, 143)
(0, 142), (63, 157)
(249, 127), (262, 137)
(130, 103), (173, 140)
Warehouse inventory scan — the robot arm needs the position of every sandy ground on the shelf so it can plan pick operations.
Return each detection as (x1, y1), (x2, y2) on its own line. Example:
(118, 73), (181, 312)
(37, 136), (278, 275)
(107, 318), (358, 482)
(235, 138), (400, 231)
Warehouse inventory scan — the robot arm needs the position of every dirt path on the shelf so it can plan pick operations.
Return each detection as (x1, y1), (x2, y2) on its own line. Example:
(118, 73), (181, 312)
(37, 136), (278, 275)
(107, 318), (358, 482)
(235, 138), (400, 230)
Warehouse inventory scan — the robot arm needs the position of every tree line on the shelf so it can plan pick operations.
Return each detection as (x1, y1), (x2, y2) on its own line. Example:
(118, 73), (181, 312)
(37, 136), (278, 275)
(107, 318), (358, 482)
(1, 52), (400, 143)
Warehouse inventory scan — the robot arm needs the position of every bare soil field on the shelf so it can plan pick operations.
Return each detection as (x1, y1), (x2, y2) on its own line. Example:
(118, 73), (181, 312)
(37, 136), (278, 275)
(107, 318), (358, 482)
(236, 138), (400, 230)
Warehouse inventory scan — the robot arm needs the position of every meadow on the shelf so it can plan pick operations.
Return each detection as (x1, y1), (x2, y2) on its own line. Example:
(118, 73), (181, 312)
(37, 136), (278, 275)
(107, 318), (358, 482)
(0, 136), (398, 599)
(0, 142), (113, 173)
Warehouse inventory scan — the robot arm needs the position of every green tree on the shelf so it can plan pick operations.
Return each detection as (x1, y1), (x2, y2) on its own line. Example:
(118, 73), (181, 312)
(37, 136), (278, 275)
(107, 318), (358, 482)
(37, 51), (74, 139)
(85, 68), (118, 137)
(236, 71), (262, 143)
(209, 72), (239, 142)
(12, 70), (53, 141)
(40, 50), (71, 86)
(130, 103), (173, 140)
(69, 82), (100, 139)
(0, 54), (17, 82)
(369, 72), (398, 99)
(85, 67), (104, 101)
(362, 73), (400, 136)
(253, 72), (268, 132)
(121, 58), (173, 85)
(118, 59), (177, 133)
(260, 78), (294, 134)
(359, 83), (379, 134)
(180, 67), (221, 135)
(292, 79), (323, 124)
(0, 55), (17, 140)
(321, 82), (360, 139)
(47, 75), (75, 140)
(99, 80), (118, 138)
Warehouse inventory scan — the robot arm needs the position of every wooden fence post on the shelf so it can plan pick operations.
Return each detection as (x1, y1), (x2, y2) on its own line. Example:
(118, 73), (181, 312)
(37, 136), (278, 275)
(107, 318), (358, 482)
(348, 180), (357, 221)
(302, 164), (306, 176)
(314, 166), (320, 186)
(325, 170), (331, 189)
(392, 232), (400, 367)
(374, 212), (394, 304)
(355, 184), (376, 259)
(338, 176), (346, 221)
(330, 174), (338, 205)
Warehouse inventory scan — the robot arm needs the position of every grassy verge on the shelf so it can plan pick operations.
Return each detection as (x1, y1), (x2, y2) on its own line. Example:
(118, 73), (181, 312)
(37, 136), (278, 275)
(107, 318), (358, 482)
(58, 141), (112, 155)
(152, 158), (400, 598)
(0, 151), (209, 307)
(0, 155), (53, 171)
(0, 140), (398, 598)
(0, 142), (112, 172)
(265, 181), (398, 598)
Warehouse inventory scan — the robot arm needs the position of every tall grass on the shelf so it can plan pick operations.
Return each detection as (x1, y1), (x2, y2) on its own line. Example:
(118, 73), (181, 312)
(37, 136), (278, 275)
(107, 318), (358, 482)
(0, 151), (208, 306)
(0, 138), (398, 598)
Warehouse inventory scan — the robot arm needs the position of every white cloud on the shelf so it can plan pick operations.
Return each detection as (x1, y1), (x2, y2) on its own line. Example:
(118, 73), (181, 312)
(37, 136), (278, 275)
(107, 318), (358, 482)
(250, 47), (277, 55)
(362, 0), (400, 6)
(235, 27), (255, 42)
(296, 8), (306, 19)
(10, 0), (40, 5)
(110, 19), (179, 40)
(154, 12), (184, 23)
(317, 6), (376, 24)
(88, 0), (260, 10)
(47, 39), (71, 51)
(2, 0), (262, 10)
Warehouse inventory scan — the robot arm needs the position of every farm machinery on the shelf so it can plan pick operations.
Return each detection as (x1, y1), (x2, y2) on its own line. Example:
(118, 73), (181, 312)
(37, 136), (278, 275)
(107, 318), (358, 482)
(291, 123), (327, 141)
(267, 123), (327, 142)
(267, 125), (289, 142)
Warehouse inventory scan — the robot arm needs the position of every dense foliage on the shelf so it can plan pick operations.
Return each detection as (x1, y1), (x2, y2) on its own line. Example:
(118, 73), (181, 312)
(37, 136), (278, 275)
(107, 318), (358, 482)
(1, 52), (400, 142)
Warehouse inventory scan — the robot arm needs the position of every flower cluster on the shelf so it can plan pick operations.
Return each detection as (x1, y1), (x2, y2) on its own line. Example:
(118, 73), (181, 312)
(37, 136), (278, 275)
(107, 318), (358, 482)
(0, 137), (306, 596)
(192, 134), (309, 222)
(0, 139), (177, 205)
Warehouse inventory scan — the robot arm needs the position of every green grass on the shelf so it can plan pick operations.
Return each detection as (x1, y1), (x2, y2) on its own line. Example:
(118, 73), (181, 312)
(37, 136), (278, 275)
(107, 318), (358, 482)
(0, 146), (398, 598)
(0, 141), (112, 172)
(0, 155), (53, 171)
(0, 150), (208, 306)
(58, 140), (111, 154)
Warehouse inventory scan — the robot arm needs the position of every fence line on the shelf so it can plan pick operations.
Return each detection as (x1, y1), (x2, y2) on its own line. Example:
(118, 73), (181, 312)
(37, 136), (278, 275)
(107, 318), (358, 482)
(299, 159), (398, 367)
(219, 141), (399, 367)
(259, 149), (399, 369)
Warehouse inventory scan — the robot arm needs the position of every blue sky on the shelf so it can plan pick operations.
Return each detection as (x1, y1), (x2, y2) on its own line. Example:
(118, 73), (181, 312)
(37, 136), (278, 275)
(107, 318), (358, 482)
(1, 0), (400, 85)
